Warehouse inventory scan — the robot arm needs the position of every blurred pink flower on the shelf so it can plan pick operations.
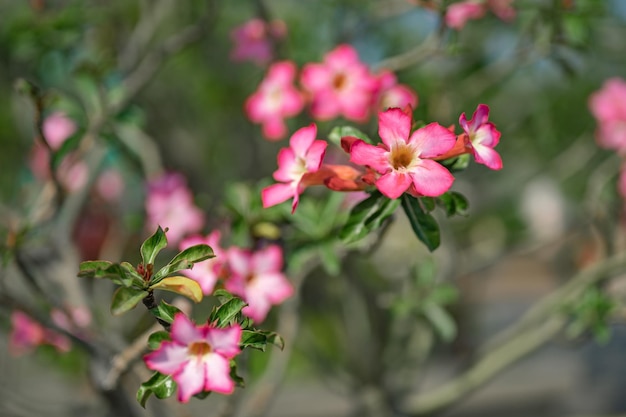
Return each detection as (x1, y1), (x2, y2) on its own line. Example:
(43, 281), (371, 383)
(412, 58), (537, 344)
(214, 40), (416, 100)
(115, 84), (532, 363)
(43, 111), (76, 150)
(301, 44), (378, 122)
(146, 172), (205, 245)
(144, 313), (242, 402)
(230, 18), (286, 66)
(488, 0), (516, 21)
(459, 104), (503, 170)
(9, 311), (71, 356)
(245, 61), (305, 140)
(95, 169), (125, 202)
(445, 1), (486, 30)
(349, 108), (456, 199)
(373, 70), (418, 111)
(29, 142), (88, 192)
(179, 230), (225, 295)
(261, 123), (327, 213)
(589, 77), (626, 153)
(225, 245), (293, 323)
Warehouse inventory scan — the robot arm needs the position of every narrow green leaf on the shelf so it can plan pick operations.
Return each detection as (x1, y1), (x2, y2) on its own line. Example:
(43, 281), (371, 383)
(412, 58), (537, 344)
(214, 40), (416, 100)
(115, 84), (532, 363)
(78, 260), (112, 275)
(141, 226), (168, 266)
(240, 330), (285, 351)
(339, 192), (400, 244)
(437, 192), (469, 217)
(136, 372), (177, 408)
(79, 262), (135, 287)
(328, 125), (372, 148)
(230, 360), (245, 388)
(120, 261), (146, 287)
(110, 287), (148, 316)
(401, 195), (440, 251)
(209, 297), (247, 327)
(150, 300), (182, 324)
(147, 331), (171, 350)
(213, 289), (235, 301)
(152, 244), (215, 283)
(423, 303), (457, 342)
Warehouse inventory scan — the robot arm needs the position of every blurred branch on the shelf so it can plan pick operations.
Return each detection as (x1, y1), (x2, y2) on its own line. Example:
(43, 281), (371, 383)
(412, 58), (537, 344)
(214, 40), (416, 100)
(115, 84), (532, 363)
(403, 251), (626, 416)
(374, 31), (443, 72)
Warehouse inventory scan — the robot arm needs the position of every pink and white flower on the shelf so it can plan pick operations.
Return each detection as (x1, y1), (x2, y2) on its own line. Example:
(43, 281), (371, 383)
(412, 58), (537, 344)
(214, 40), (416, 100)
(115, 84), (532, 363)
(245, 60), (305, 140)
(445, 1), (486, 30)
(261, 124), (327, 213)
(230, 18), (286, 66)
(145, 172), (205, 245)
(300, 44), (378, 122)
(373, 69), (418, 112)
(9, 311), (71, 356)
(589, 77), (626, 154)
(179, 231), (226, 295)
(225, 245), (293, 324)
(29, 142), (88, 192)
(144, 313), (242, 402)
(348, 108), (456, 199)
(459, 104), (503, 170)
(43, 111), (77, 150)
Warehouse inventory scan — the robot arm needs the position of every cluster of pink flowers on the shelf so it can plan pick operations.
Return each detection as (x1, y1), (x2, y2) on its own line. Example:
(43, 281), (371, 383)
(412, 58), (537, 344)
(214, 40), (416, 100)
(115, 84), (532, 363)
(589, 77), (626, 198)
(244, 44), (418, 141)
(262, 104), (502, 211)
(445, 0), (516, 30)
(230, 18), (287, 66)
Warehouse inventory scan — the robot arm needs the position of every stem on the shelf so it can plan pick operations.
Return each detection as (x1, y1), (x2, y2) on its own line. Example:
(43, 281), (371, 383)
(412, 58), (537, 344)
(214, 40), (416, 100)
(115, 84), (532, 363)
(142, 290), (171, 331)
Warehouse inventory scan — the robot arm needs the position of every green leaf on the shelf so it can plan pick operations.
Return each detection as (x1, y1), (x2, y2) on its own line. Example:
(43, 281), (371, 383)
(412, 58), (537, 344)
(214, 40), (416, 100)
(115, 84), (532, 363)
(50, 130), (83, 171)
(240, 329), (285, 351)
(147, 331), (171, 350)
(110, 287), (148, 316)
(152, 244), (215, 283)
(149, 276), (203, 303)
(78, 260), (112, 275)
(401, 195), (440, 251)
(79, 262), (135, 287)
(150, 300), (182, 324)
(423, 303), (457, 342)
(318, 242), (341, 276)
(437, 192), (469, 217)
(141, 226), (168, 266)
(328, 125), (373, 148)
(120, 261), (146, 287)
(230, 360), (245, 388)
(209, 297), (247, 327)
(136, 372), (177, 408)
(339, 192), (401, 244)
(213, 289), (235, 301)
(440, 153), (470, 172)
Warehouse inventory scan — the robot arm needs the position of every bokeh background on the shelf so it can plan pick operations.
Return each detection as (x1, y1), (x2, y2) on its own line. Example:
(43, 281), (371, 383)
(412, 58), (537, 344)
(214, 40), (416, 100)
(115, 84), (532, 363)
(2, 0), (626, 416)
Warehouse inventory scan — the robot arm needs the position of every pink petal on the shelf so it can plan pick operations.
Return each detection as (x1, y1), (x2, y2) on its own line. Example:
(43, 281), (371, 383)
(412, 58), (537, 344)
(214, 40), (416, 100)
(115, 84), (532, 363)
(171, 313), (202, 345)
(301, 64), (332, 91)
(290, 124), (317, 158)
(326, 44), (359, 68)
(251, 272), (294, 304)
(376, 171), (412, 199)
(350, 141), (390, 173)
(309, 92), (342, 120)
(409, 123), (457, 158)
(203, 353), (235, 394)
(473, 123), (501, 148)
(274, 147), (297, 182)
(472, 144), (503, 170)
(262, 117), (287, 140)
(261, 183), (296, 209)
(226, 247), (252, 278)
(206, 325), (242, 359)
(268, 61), (296, 85)
(304, 140), (327, 172)
(378, 108), (412, 148)
(242, 295), (272, 323)
(144, 342), (189, 375)
(252, 245), (283, 274)
(175, 358), (205, 402)
(409, 160), (455, 196)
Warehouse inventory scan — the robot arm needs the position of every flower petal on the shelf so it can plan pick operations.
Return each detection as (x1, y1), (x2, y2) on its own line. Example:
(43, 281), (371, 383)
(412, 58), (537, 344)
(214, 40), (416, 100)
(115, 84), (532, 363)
(204, 354), (235, 394)
(409, 123), (457, 158)
(261, 183), (296, 209)
(304, 140), (327, 172)
(144, 342), (189, 375)
(226, 247), (251, 278)
(378, 108), (411, 148)
(350, 141), (390, 173)
(473, 123), (501, 148)
(250, 271), (294, 304)
(290, 124), (317, 158)
(472, 144), (503, 170)
(376, 171), (412, 199)
(409, 160), (455, 196)
(273, 147), (297, 182)
(171, 313), (202, 345)
(206, 325), (242, 359)
(252, 245), (283, 274)
(174, 358), (205, 402)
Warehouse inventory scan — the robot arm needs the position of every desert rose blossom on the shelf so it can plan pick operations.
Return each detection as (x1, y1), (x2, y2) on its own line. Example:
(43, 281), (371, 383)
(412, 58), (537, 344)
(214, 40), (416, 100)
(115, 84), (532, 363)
(145, 172), (205, 245)
(348, 108), (457, 199)
(261, 123), (327, 213)
(300, 44), (378, 122)
(373, 70), (418, 112)
(445, 1), (486, 30)
(9, 311), (71, 356)
(29, 142), (88, 192)
(230, 18), (286, 66)
(245, 61), (304, 140)
(179, 230), (226, 295)
(224, 245), (293, 323)
(589, 77), (626, 154)
(144, 313), (242, 402)
(459, 104), (503, 170)
(42, 111), (77, 150)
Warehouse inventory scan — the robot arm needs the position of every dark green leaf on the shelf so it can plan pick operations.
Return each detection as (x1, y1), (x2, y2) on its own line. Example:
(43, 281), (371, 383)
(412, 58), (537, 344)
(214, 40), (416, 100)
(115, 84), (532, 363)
(230, 360), (245, 388)
(421, 197), (436, 212)
(150, 300), (182, 324)
(441, 154), (470, 172)
(79, 262), (136, 287)
(213, 289), (235, 301)
(152, 244), (215, 283)
(401, 195), (440, 251)
(111, 287), (148, 316)
(328, 125), (372, 148)
(50, 130), (83, 171)
(240, 330), (285, 351)
(136, 372), (177, 408)
(78, 260), (112, 277)
(141, 226), (168, 266)
(209, 297), (247, 327)
(339, 192), (400, 244)
(147, 331), (171, 350)
(437, 192), (469, 217)
(120, 261), (146, 287)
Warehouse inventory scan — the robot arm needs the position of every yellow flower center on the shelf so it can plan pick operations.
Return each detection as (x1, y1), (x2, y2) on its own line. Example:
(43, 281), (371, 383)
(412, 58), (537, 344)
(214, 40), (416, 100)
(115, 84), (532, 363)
(333, 73), (347, 90)
(390, 144), (414, 170)
(188, 341), (212, 357)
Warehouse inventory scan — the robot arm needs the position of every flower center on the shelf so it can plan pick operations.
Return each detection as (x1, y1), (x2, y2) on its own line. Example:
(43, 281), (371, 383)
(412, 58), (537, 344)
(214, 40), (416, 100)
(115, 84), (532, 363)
(332, 73), (347, 90)
(390, 144), (414, 170)
(188, 341), (212, 357)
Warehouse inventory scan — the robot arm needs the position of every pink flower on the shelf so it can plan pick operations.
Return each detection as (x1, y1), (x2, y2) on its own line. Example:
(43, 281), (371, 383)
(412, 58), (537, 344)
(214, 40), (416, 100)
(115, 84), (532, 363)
(445, 1), (486, 30)
(373, 70), (418, 111)
(261, 124), (327, 213)
(348, 108), (456, 199)
(488, 0), (516, 22)
(9, 311), (71, 356)
(589, 77), (626, 153)
(144, 313), (242, 402)
(459, 104), (502, 170)
(179, 231), (225, 295)
(43, 111), (77, 150)
(225, 245), (293, 323)
(301, 44), (378, 122)
(29, 142), (88, 192)
(96, 169), (125, 202)
(230, 18), (286, 66)
(245, 61), (305, 140)
(145, 172), (205, 245)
